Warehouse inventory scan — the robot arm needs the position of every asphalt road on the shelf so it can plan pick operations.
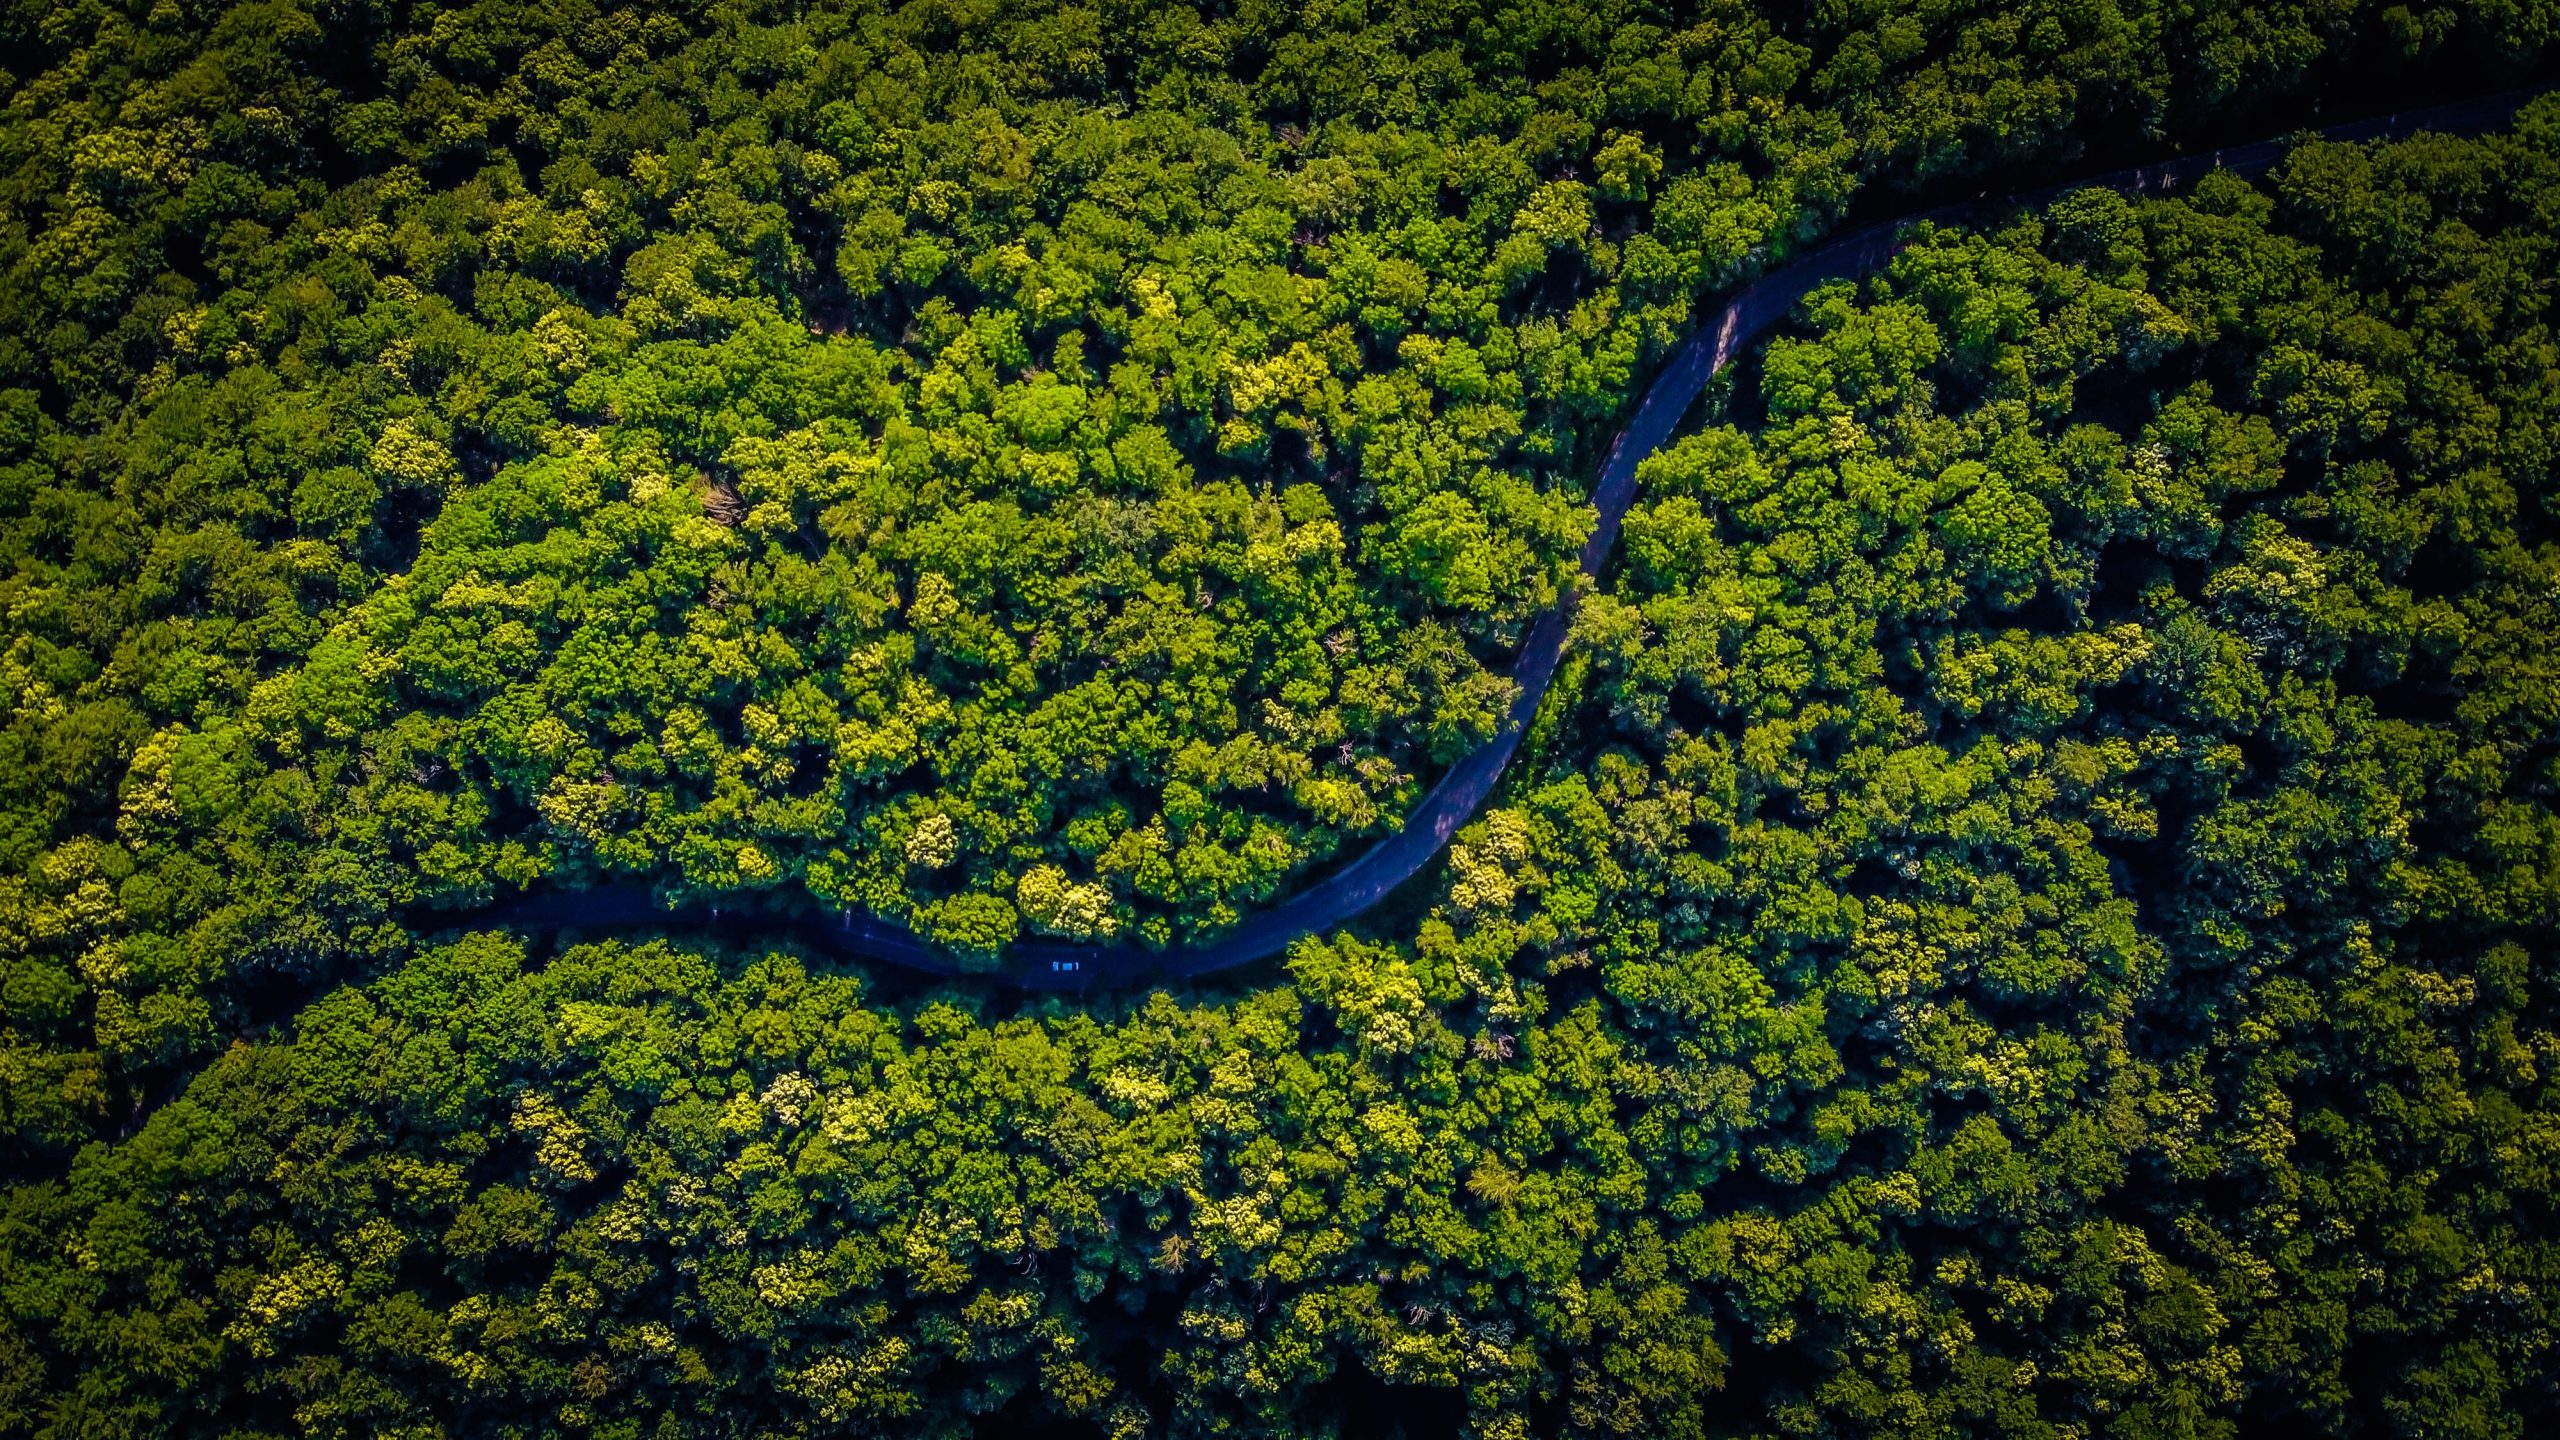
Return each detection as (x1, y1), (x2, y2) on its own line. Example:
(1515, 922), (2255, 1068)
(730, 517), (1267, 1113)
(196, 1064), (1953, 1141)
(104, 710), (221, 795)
(464, 85), (2552, 992)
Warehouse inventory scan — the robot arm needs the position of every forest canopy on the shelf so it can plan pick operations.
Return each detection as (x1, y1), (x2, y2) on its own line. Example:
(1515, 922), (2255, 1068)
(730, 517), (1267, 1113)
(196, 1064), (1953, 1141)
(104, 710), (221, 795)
(3, 2), (2560, 1439)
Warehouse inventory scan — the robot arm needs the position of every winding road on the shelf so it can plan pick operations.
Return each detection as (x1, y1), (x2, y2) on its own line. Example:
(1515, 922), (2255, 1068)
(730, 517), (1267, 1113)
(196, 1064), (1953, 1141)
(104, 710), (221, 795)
(468, 86), (2551, 991)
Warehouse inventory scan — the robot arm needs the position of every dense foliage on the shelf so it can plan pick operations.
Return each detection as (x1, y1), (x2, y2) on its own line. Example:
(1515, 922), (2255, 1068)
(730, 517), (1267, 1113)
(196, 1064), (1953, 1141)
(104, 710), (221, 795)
(7, 0), (2554, 1137)
(4, 1), (2560, 1437)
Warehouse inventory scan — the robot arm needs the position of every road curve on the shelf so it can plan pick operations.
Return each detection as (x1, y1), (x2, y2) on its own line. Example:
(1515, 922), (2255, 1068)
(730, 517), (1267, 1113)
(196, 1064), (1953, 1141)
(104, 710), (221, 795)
(465, 85), (2551, 992)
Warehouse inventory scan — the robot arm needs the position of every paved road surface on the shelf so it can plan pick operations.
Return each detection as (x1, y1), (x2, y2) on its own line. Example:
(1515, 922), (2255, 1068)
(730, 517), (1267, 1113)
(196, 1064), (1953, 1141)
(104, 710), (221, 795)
(465, 86), (2552, 992)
